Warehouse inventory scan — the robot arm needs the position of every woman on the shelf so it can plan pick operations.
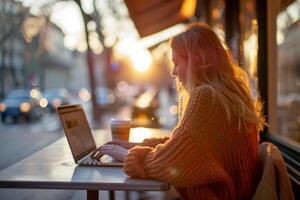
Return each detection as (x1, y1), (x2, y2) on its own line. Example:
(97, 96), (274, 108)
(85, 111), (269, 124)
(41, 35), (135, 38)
(92, 23), (265, 200)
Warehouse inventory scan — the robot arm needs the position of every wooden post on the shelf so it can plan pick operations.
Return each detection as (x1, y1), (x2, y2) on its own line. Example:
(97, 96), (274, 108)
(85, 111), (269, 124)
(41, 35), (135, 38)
(225, 0), (241, 63)
(87, 190), (98, 200)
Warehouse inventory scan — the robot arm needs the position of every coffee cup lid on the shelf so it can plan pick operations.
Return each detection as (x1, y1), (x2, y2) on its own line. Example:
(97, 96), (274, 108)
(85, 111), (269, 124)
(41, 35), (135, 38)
(110, 118), (132, 126)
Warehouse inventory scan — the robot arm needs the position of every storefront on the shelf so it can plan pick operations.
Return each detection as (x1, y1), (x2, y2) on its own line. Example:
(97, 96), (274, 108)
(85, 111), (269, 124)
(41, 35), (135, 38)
(199, 0), (300, 196)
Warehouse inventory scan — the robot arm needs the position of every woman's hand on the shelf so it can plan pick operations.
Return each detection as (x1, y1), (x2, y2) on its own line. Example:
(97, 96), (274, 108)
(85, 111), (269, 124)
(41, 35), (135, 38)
(105, 139), (140, 149)
(92, 144), (129, 162)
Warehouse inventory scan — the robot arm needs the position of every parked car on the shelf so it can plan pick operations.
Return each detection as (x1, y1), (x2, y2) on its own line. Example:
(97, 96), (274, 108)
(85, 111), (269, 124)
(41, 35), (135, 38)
(44, 88), (70, 111)
(0, 89), (44, 122)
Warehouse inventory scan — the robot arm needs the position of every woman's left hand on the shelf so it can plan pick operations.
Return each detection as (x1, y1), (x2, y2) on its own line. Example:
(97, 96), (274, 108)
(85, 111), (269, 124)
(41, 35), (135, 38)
(92, 144), (129, 162)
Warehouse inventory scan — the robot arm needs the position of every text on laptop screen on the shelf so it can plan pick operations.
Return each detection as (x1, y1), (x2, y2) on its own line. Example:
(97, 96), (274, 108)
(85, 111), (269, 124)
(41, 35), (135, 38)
(60, 109), (95, 158)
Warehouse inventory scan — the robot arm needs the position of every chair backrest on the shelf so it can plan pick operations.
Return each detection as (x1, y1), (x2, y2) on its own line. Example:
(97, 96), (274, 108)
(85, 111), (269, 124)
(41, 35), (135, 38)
(252, 142), (294, 200)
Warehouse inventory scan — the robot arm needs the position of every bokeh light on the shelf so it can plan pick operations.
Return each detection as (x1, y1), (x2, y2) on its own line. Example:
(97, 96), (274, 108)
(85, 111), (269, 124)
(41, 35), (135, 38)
(39, 98), (48, 108)
(78, 88), (91, 102)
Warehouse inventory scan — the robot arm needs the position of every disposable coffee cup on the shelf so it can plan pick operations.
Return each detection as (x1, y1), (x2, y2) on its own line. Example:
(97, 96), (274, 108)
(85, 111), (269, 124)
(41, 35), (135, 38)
(110, 118), (132, 141)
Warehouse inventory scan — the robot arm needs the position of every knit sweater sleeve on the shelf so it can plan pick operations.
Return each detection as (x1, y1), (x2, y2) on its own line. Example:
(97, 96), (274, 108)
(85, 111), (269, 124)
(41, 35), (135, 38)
(141, 137), (169, 147)
(123, 87), (220, 188)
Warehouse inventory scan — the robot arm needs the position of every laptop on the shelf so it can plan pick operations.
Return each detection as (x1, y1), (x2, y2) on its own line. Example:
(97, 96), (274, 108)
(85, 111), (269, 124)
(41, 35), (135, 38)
(57, 104), (123, 167)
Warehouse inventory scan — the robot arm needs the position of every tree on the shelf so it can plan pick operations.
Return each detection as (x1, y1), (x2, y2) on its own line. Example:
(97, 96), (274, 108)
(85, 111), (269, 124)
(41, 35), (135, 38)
(73, 0), (99, 119)
(73, 0), (120, 119)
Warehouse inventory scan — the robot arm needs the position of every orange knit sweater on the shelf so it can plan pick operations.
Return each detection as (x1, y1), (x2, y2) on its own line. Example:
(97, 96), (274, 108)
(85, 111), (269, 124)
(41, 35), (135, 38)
(124, 87), (259, 200)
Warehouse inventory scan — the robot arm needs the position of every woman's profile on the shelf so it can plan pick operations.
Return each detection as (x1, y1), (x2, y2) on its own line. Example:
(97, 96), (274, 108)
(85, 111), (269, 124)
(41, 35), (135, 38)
(92, 22), (265, 200)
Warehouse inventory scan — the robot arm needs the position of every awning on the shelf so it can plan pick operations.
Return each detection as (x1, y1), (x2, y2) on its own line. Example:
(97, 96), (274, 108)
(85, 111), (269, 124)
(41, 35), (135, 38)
(124, 0), (197, 38)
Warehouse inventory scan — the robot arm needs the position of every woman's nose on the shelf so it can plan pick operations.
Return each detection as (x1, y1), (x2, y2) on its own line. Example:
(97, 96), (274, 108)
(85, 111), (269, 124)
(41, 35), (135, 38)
(171, 67), (177, 77)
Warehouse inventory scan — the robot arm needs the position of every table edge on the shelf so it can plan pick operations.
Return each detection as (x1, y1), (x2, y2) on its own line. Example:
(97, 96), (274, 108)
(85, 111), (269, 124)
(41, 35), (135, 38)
(0, 180), (170, 191)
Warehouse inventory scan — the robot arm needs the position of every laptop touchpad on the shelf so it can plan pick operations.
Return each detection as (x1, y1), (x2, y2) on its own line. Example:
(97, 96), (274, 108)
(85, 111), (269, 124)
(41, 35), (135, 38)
(100, 155), (122, 163)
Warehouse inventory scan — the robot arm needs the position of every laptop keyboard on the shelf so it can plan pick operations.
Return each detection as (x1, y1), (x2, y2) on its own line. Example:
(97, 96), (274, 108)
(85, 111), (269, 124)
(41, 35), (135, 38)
(80, 156), (101, 166)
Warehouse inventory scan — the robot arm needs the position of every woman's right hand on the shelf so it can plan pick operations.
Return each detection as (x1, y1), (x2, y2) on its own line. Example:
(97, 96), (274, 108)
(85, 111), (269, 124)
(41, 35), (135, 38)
(105, 139), (140, 149)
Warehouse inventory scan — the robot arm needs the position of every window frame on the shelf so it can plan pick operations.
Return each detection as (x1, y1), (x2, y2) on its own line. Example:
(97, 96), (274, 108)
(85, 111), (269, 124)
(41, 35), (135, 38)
(256, 0), (300, 197)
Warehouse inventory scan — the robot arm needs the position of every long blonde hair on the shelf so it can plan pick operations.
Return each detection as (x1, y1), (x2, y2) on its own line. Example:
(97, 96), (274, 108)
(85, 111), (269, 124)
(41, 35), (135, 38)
(170, 22), (265, 132)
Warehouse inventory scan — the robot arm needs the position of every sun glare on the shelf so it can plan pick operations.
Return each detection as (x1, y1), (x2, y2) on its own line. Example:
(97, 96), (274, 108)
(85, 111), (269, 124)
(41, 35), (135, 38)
(130, 50), (152, 72)
(116, 38), (152, 73)
(130, 128), (152, 143)
(139, 24), (186, 49)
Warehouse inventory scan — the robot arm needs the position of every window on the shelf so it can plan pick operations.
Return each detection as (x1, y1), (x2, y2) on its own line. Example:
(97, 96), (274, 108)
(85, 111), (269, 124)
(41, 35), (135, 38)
(276, 0), (300, 148)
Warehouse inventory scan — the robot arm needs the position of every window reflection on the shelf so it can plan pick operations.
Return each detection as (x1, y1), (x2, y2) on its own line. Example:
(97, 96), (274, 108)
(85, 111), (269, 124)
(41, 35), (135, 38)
(277, 0), (300, 146)
(239, 0), (258, 98)
(210, 0), (225, 43)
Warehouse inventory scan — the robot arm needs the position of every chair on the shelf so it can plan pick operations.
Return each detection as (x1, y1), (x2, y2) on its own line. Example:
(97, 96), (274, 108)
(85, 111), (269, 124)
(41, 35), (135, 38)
(252, 142), (295, 200)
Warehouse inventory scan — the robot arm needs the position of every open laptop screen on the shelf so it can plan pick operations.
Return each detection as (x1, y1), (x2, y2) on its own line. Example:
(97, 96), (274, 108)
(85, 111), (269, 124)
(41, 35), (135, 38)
(57, 105), (96, 162)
